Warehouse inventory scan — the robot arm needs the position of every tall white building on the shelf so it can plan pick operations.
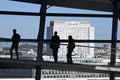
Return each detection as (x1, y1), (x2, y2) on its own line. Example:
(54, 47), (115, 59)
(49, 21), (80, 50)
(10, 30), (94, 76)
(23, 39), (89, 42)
(47, 21), (94, 58)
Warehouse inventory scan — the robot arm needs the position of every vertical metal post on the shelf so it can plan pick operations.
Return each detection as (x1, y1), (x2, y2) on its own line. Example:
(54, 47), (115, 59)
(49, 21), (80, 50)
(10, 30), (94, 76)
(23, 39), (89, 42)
(35, 1), (47, 80)
(110, 11), (118, 80)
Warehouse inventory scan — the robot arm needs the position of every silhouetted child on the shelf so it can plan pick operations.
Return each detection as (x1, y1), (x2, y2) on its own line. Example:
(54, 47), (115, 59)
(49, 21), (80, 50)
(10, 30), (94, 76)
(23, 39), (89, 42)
(66, 35), (75, 63)
(50, 31), (60, 62)
(10, 29), (21, 59)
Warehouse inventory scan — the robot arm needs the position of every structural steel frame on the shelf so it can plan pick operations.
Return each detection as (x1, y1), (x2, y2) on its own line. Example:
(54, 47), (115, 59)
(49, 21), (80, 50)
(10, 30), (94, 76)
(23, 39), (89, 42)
(0, 0), (120, 80)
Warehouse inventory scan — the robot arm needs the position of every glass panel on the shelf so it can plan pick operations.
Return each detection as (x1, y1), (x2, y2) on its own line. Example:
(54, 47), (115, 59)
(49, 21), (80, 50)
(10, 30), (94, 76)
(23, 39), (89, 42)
(1, 1), (120, 79)
(47, 6), (112, 14)
(0, 41), (37, 60)
(0, 0), (40, 12)
(0, 15), (39, 39)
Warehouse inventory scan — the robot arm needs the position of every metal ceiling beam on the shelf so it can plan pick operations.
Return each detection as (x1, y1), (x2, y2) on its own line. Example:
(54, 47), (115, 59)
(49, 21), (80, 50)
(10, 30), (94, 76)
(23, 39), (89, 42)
(0, 11), (113, 17)
(110, 0), (120, 20)
(10, 0), (114, 12)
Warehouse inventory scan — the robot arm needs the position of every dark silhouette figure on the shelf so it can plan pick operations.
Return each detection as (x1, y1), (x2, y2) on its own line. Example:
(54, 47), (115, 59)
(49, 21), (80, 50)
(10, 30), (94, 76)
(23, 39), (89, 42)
(50, 31), (60, 62)
(10, 29), (21, 59)
(66, 35), (75, 64)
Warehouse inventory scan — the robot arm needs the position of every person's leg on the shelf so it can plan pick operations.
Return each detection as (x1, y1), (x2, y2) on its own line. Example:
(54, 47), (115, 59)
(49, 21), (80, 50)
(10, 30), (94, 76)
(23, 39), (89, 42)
(67, 49), (71, 63)
(54, 54), (57, 62)
(15, 44), (19, 59)
(69, 54), (73, 63)
(53, 48), (58, 62)
(69, 50), (73, 63)
(55, 48), (58, 62)
(66, 54), (69, 63)
(10, 44), (14, 59)
(53, 49), (56, 62)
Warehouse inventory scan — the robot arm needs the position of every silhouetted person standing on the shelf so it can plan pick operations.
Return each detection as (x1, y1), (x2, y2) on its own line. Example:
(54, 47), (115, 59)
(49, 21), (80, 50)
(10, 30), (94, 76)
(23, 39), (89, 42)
(50, 31), (60, 62)
(66, 35), (75, 64)
(10, 29), (21, 59)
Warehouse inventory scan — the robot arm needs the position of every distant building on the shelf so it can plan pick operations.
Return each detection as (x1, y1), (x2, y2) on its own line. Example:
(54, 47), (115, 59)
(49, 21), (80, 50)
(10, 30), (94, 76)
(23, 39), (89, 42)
(103, 43), (111, 48)
(47, 21), (94, 58)
(0, 47), (3, 53)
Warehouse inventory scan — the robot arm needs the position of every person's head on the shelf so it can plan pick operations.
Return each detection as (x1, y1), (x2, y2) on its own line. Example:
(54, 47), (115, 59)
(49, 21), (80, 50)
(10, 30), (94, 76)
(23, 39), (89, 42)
(68, 35), (72, 40)
(54, 31), (57, 35)
(13, 29), (16, 34)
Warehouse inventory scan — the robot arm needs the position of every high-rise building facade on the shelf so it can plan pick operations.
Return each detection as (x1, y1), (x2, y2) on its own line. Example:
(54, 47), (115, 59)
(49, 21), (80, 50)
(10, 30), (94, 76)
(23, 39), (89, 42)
(47, 21), (94, 58)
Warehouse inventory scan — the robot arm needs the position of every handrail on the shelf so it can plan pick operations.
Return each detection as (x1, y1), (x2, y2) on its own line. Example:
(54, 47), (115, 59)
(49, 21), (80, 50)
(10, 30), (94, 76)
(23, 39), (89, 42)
(0, 38), (120, 51)
(1, 38), (120, 43)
